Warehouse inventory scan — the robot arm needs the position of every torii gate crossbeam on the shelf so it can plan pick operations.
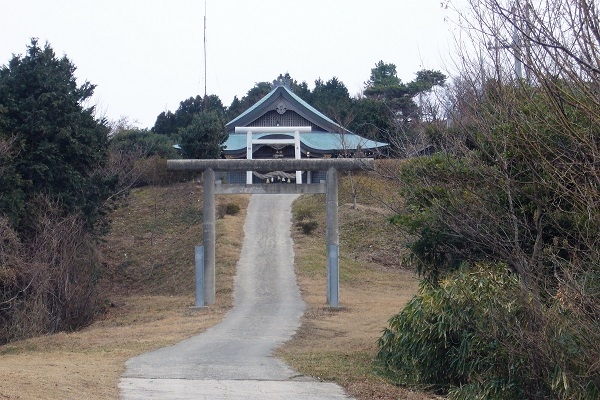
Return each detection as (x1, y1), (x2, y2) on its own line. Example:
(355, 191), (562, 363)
(167, 158), (374, 308)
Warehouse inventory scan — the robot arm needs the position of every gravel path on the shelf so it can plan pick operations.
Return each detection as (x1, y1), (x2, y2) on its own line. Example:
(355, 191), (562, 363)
(120, 194), (353, 399)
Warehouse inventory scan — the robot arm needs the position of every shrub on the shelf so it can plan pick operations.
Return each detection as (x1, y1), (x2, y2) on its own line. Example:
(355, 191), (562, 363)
(0, 197), (101, 344)
(376, 263), (600, 399)
(216, 203), (240, 219)
(377, 264), (526, 396)
(299, 220), (318, 235)
(225, 203), (240, 216)
(293, 207), (319, 235)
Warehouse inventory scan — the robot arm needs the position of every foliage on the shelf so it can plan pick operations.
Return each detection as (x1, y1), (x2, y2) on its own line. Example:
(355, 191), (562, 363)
(225, 82), (272, 121)
(377, 264), (599, 399)
(0, 38), (113, 234)
(349, 97), (394, 143)
(389, 153), (491, 282)
(224, 202), (240, 216)
(152, 94), (226, 137)
(364, 60), (401, 93)
(356, 61), (446, 153)
(178, 111), (227, 159)
(311, 77), (353, 123)
(377, 264), (524, 396)
(110, 128), (178, 159)
(0, 39), (113, 343)
(0, 137), (25, 226)
(216, 202), (241, 219)
(385, 82), (600, 400)
(293, 206), (319, 235)
(363, 61), (446, 124)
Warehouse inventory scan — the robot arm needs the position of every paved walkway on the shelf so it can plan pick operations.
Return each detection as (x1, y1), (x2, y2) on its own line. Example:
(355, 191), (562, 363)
(120, 194), (353, 399)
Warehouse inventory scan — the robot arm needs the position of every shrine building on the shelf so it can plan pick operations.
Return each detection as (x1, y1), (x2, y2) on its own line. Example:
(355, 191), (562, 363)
(221, 74), (388, 184)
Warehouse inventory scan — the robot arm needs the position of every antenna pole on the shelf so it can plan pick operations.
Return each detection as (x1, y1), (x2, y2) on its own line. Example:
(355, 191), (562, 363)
(203, 1), (207, 102)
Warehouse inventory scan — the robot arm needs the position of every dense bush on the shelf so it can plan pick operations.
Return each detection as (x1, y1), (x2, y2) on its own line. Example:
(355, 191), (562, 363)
(216, 202), (241, 219)
(381, 14), (600, 393)
(109, 128), (178, 159)
(0, 199), (101, 344)
(0, 39), (113, 234)
(178, 111), (227, 159)
(224, 203), (240, 216)
(377, 264), (599, 399)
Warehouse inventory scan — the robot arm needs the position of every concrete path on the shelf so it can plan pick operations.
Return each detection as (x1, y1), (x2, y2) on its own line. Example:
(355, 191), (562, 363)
(120, 194), (353, 399)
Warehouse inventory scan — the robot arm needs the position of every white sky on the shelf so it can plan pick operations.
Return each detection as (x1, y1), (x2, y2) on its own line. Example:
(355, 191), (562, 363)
(2, 0), (457, 129)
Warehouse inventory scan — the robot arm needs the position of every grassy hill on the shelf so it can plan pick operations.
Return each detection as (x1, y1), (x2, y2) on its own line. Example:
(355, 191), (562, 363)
(0, 170), (435, 400)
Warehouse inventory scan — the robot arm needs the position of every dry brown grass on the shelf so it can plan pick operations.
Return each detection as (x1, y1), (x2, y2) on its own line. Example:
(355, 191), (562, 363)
(0, 182), (248, 400)
(0, 296), (228, 399)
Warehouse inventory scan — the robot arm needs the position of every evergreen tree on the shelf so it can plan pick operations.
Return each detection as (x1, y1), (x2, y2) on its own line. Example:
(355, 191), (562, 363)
(363, 61), (446, 124)
(0, 39), (112, 234)
(311, 77), (352, 123)
(152, 110), (176, 136)
(152, 94), (226, 136)
(178, 111), (227, 159)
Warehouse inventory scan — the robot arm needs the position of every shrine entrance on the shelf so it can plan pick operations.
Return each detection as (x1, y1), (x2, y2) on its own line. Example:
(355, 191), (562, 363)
(167, 158), (373, 308)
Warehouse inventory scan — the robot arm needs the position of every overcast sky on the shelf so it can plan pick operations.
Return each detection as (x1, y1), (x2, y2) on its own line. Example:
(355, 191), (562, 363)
(3, 1), (457, 129)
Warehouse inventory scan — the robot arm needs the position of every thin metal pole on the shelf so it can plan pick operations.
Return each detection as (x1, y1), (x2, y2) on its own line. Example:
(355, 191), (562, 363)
(194, 246), (205, 307)
(203, 1), (207, 100)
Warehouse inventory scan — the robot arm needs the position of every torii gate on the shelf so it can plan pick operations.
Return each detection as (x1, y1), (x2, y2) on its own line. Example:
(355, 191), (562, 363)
(167, 158), (374, 308)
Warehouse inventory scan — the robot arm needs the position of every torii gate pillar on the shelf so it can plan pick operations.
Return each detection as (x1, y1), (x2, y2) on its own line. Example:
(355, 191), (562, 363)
(203, 168), (216, 305)
(325, 167), (339, 306)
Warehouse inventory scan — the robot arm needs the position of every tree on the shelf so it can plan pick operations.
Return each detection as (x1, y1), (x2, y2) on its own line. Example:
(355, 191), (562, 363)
(290, 79), (311, 102)
(350, 97), (395, 143)
(359, 61), (446, 154)
(311, 77), (352, 122)
(0, 38), (112, 234)
(0, 136), (25, 226)
(152, 110), (176, 136)
(0, 39), (114, 343)
(226, 82), (272, 121)
(178, 111), (227, 159)
(152, 94), (226, 137)
(364, 60), (401, 95)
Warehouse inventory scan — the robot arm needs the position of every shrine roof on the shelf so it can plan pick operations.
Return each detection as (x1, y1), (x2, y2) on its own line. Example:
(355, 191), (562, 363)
(226, 84), (350, 135)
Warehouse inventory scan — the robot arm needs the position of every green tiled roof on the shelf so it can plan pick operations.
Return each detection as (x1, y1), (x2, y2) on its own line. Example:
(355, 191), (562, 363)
(223, 132), (386, 154)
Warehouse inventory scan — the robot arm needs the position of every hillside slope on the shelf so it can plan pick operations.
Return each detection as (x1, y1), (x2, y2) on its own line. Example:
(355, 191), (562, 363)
(0, 172), (431, 399)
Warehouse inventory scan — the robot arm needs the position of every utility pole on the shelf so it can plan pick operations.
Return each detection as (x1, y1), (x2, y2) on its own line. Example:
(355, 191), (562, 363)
(487, 1), (528, 82)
